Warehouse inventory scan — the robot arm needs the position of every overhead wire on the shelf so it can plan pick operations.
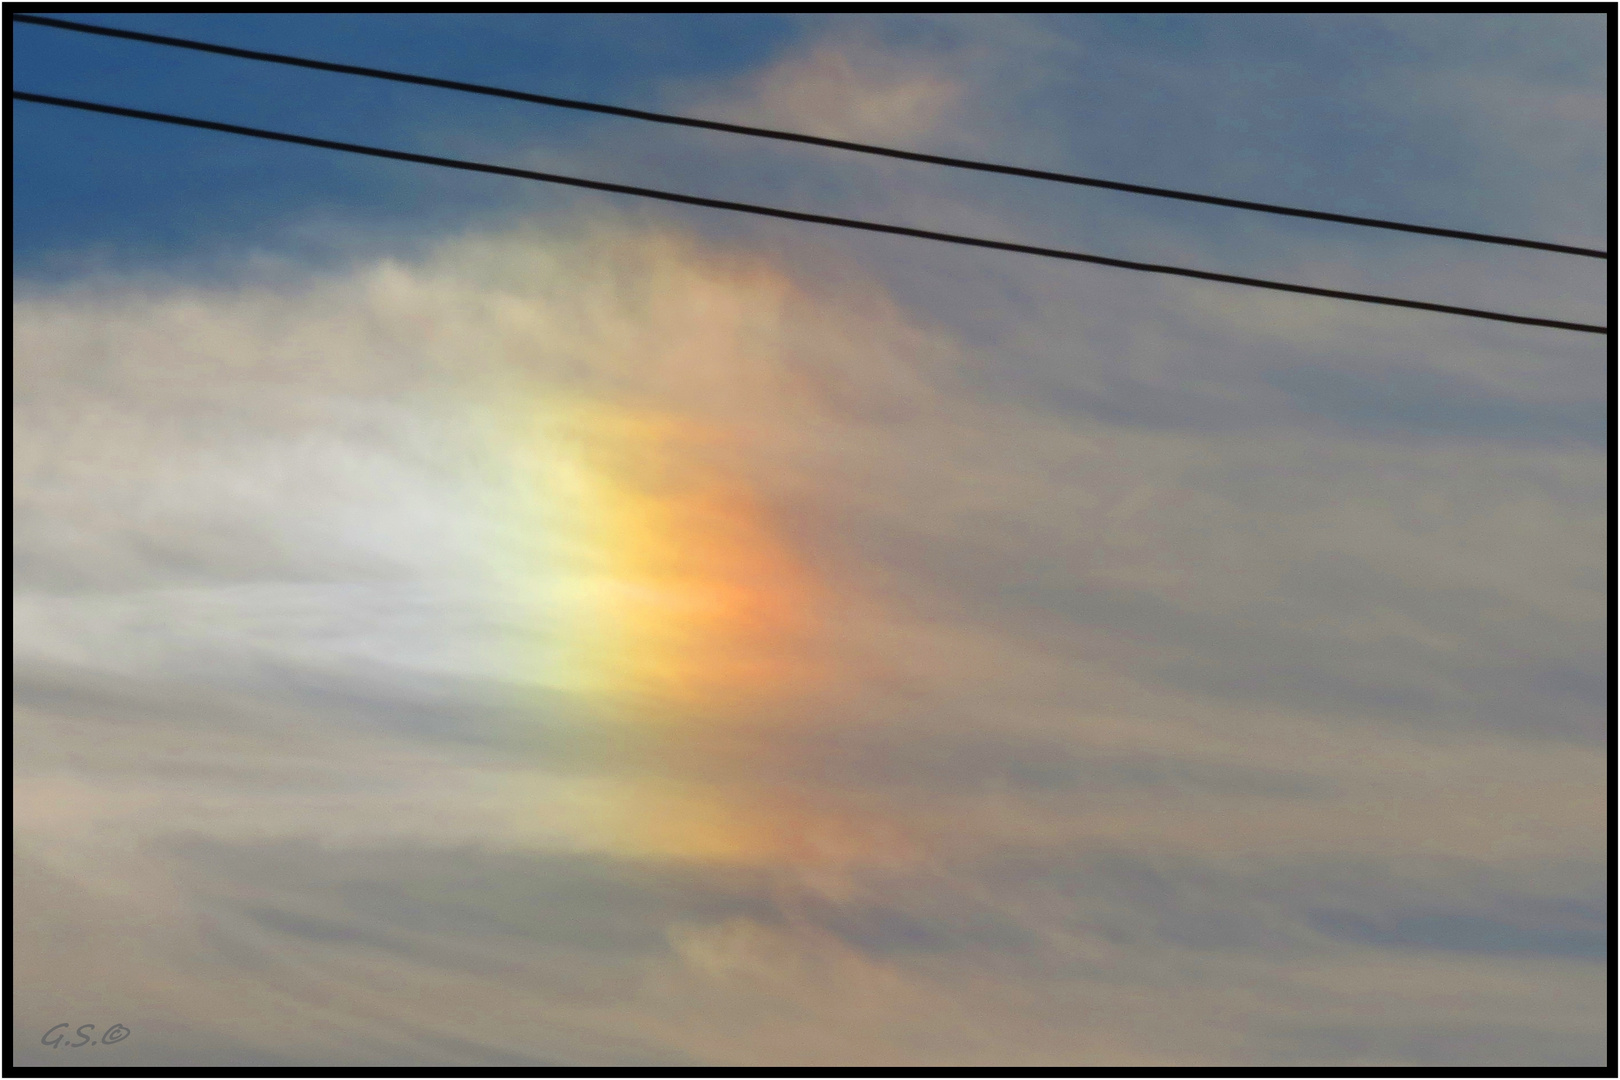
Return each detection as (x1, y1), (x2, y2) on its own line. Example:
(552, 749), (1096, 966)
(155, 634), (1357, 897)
(12, 12), (1609, 261)
(11, 90), (1606, 336)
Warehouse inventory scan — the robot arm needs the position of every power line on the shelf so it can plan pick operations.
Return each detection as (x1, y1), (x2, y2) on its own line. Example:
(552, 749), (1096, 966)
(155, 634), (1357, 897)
(13, 12), (1608, 262)
(11, 91), (1606, 337)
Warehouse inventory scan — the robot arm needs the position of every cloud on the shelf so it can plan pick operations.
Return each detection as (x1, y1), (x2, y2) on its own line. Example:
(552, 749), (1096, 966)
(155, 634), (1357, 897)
(11, 14), (1606, 1067)
(701, 36), (963, 145)
(14, 214), (1605, 1066)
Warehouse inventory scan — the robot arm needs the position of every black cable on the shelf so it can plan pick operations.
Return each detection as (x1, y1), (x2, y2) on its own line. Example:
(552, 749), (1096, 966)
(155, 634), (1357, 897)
(13, 12), (1608, 262)
(10, 91), (1606, 336)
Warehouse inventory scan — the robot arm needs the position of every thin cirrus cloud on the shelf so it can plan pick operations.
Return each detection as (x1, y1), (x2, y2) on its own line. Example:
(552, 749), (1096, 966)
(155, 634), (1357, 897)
(12, 12), (1606, 1069)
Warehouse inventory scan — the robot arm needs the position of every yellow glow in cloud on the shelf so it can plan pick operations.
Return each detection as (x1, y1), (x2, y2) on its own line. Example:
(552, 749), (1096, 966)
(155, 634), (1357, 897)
(492, 397), (825, 717)
(477, 393), (923, 869)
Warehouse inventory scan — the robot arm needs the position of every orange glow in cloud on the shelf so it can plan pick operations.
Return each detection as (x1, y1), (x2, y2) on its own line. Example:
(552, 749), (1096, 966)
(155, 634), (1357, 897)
(486, 394), (904, 867)
(494, 398), (825, 718)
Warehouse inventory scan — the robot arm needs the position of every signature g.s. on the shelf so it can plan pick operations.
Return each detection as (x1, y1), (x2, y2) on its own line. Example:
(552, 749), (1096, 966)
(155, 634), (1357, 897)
(42, 1023), (129, 1048)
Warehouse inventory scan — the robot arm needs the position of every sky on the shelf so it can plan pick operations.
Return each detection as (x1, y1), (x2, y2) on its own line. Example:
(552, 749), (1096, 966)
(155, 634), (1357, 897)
(10, 11), (1609, 1068)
